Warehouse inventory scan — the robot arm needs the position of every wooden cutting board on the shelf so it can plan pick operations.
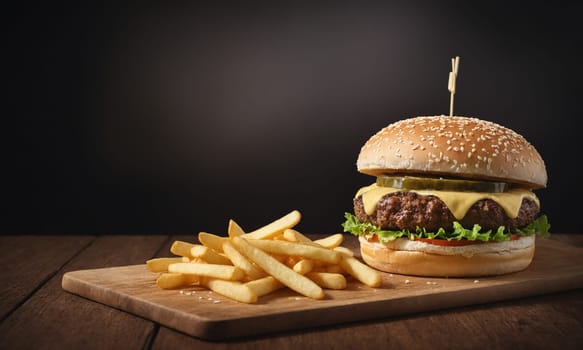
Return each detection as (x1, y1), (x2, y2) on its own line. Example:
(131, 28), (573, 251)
(62, 237), (583, 341)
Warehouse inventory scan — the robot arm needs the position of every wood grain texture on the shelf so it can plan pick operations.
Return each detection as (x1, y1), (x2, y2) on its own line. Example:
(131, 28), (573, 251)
(61, 237), (583, 341)
(149, 288), (583, 349)
(0, 235), (95, 319)
(0, 235), (168, 350)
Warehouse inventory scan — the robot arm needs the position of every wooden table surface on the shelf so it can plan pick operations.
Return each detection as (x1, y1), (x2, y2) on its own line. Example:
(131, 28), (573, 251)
(1, 233), (582, 349)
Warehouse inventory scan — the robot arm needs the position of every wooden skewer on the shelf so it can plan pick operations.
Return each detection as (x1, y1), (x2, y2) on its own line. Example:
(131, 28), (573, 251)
(448, 56), (460, 116)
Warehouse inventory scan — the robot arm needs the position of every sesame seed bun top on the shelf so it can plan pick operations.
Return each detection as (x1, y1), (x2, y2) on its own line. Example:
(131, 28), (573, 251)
(356, 115), (547, 189)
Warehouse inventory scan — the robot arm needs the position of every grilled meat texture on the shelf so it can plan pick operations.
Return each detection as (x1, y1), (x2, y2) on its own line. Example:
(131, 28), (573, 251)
(353, 192), (539, 232)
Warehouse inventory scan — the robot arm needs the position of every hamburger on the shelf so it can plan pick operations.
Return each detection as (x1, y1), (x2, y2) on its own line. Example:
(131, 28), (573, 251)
(342, 115), (550, 277)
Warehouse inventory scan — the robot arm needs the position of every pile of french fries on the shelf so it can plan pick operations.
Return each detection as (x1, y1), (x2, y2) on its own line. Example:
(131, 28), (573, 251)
(146, 210), (382, 303)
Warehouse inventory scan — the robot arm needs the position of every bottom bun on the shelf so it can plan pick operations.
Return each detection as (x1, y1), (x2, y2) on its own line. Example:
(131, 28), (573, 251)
(358, 235), (535, 277)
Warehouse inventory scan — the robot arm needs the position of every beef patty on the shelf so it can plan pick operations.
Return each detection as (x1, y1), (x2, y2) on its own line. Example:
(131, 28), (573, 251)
(353, 192), (539, 232)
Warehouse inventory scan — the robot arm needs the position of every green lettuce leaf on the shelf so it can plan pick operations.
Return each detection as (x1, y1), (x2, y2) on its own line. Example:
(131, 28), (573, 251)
(341, 212), (550, 243)
(514, 214), (551, 238)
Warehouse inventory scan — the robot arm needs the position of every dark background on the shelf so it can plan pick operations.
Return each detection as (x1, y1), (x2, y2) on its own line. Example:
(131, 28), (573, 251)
(5, 1), (582, 235)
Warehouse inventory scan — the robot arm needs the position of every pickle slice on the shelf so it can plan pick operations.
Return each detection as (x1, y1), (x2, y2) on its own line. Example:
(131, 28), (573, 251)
(376, 175), (509, 193)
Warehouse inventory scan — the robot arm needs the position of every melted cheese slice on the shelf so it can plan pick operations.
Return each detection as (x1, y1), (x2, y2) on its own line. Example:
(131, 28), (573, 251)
(355, 183), (539, 220)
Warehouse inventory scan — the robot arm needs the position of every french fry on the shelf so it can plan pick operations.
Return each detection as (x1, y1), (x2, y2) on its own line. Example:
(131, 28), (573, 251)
(245, 276), (283, 297)
(245, 239), (341, 264)
(285, 255), (300, 267)
(228, 219), (245, 238)
(292, 259), (315, 275)
(282, 229), (317, 245)
(156, 273), (186, 289)
(222, 240), (266, 280)
(244, 210), (301, 239)
(314, 264), (345, 274)
(146, 257), (184, 272)
(202, 278), (258, 304)
(198, 232), (228, 253)
(232, 236), (324, 299)
(168, 262), (245, 281)
(282, 229), (298, 242)
(314, 233), (344, 249)
(190, 244), (232, 265)
(170, 240), (196, 258)
(156, 273), (199, 289)
(338, 255), (382, 288)
(306, 272), (347, 290)
(271, 254), (289, 264)
(333, 246), (354, 257)
(283, 230), (343, 250)
(148, 209), (385, 303)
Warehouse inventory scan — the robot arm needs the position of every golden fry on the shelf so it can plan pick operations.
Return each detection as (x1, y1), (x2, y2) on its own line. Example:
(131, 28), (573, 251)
(306, 272), (347, 290)
(282, 229), (317, 245)
(245, 276), (283, 297)
(228, 219), (246, 238)
(333, 246), (354, 257)
(168, 262), (245, 281)
(282, 230), (343, 250)
(198, 232), (228, 253)
(292, 259), (315, 275)
(156, 272), (199, 289)
(146, 257), (184, 272)
(315, 264), (345, 274)
(156, 273), (186, 289)
(190, 244), (232, 265)
(170, 240), (196, 258)
(244, 210), (301, 239)
(149, 209), (383, 303)
(232, 236), (324, 299)
(314, 233), (344, 249)
(245, 239), (341, 264)
(339, 255), (382, 288)
(222, 240), (266, 280)
(202, 278), (257, 304)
